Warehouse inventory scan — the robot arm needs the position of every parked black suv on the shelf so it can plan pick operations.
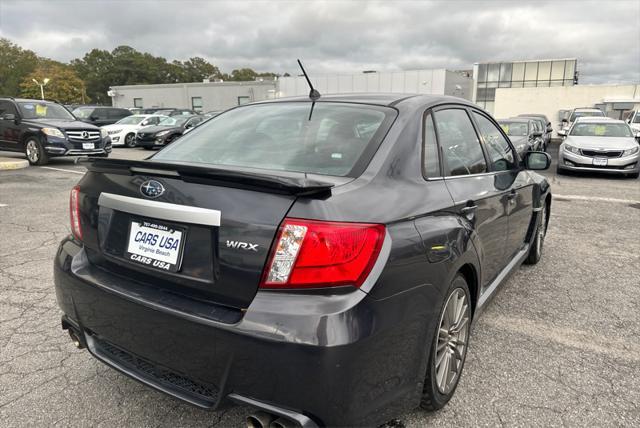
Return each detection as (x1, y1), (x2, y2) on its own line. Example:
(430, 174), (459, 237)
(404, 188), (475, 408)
(0, 97), (111, 165)
(72, 106), (132, 126)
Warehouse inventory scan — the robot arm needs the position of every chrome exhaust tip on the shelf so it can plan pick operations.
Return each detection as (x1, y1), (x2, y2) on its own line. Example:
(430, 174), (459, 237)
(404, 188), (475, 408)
(68, 329), (84, 349)
(247, 411), (277, 428)
(270, 418), (298, 428)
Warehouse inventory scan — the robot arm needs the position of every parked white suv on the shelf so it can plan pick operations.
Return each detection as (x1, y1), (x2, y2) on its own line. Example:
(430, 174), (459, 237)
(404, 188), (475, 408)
(558, 108), (605, 136)
(102, 114), (168, 147)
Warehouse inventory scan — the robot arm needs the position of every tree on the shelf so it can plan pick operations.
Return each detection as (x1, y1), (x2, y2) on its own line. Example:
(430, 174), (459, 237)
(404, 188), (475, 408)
(0, 38), (39, 96)
(180, 57), (222, 82)
(20, 62), (89, 104)
(228, 68), (258, 81)
(71, 49), (114, 104)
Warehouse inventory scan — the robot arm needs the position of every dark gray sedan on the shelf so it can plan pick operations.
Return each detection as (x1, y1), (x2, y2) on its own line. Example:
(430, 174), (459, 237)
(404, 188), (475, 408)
(54, 94), (551, 427)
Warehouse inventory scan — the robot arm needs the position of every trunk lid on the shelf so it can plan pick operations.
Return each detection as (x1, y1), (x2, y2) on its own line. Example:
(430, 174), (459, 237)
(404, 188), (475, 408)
(77, 158), (342, 309)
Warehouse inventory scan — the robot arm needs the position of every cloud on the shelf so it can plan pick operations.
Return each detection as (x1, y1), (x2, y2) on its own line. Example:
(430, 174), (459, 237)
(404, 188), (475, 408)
(0, 0), (638, 84)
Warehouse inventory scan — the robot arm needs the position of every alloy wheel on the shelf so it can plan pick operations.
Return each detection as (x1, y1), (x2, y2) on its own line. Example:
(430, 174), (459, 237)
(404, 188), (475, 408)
(26, 140), (39, 163)
(435, 287), (470, 395)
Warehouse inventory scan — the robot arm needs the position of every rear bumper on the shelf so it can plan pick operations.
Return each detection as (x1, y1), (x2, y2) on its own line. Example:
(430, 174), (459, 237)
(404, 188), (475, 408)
(54, 238), (431, 426)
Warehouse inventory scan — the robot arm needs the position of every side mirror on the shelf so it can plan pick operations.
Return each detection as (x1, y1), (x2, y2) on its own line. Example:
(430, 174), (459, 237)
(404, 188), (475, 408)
(141, 120), (149, 126)
(532, 131), (543, 138)
(547, 126), (553, 132)
(524, 151), (551, 170)
(561, 118), (568, 123)
(2, 113), (16, 121)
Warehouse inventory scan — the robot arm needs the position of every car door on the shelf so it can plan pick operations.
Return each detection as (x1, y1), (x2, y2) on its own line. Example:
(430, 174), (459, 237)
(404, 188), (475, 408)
(471, 110), (534, 261)
(92, 108), (109, 126)
(0, 100), (21, 151)
(432, 106), (509, 290)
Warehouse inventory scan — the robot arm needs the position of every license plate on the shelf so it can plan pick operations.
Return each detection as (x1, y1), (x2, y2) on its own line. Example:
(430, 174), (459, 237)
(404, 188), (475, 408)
(83, 142), (94, 150)
(593, 158), (608, 166)
(126, 220), (185, 272)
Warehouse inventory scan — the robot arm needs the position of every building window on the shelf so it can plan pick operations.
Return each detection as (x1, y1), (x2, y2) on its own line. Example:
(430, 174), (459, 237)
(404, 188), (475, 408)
(237, 96), (250, 105)
(191, 97), (203, 112)
(133, 98), (143, 108)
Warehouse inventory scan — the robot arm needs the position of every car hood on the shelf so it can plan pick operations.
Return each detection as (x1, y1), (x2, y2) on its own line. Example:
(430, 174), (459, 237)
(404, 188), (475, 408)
(137, 125), (180, 134)
(564, 136), (638, 150)
(509, 136), (528, 148)
(23, 118), (100, 130)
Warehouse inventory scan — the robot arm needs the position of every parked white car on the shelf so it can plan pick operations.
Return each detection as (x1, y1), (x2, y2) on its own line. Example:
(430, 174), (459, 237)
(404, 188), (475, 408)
(558, 108), (605, 136)
(626, 110), (640, 139)
(102, 115), (168, 147)
(558, 117), (639, 178)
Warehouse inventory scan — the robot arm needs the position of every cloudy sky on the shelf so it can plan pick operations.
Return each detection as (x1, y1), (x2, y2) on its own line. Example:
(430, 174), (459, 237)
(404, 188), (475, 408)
(1, 0), (638, 84)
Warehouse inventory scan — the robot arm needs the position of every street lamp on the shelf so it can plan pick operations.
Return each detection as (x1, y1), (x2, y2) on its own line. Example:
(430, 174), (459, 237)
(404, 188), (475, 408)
(32, 78), (50, 100)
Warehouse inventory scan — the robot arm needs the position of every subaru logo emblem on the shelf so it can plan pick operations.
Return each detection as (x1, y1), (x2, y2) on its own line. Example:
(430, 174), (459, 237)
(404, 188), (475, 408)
(140, 180), (165, 199)
(82, 131), (89, 139)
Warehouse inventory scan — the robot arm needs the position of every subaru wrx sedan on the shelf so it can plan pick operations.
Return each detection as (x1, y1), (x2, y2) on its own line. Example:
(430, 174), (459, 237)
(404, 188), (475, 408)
(558, 117), (639, 178)
(54, 94), (552, 427)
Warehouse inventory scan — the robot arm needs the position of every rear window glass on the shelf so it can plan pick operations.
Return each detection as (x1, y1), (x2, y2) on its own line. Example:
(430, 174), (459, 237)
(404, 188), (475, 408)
(570, 123), (632, 138)
(153, 102), (396, 177)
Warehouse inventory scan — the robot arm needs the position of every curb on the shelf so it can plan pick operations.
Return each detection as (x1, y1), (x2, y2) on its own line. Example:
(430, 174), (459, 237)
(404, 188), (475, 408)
(0, 158), (29, 171)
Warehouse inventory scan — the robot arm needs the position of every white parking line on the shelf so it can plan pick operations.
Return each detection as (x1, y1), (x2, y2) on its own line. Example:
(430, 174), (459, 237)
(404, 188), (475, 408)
(0, 203), (7, 207)
(554, 194), (640, 204)
(40, 166), (85, 175)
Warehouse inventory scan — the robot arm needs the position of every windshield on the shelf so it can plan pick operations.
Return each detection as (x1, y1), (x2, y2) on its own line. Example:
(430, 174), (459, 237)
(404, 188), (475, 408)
(634, 113), (640, 124)
(153, 102), (395, 177)
(570, 110), (604, 122)
(570, 123), (633, 138)
(72, 107), (94, 119)
(158, 116), (188, 126)
(499, 122), (528, 137)
(116, 115), (147, 125)
(18, 102), (75, 120)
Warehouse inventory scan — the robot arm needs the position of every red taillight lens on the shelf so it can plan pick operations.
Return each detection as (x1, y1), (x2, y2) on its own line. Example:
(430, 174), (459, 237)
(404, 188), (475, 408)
(260, 218), (385, 289)
(69, 185), (82, 241)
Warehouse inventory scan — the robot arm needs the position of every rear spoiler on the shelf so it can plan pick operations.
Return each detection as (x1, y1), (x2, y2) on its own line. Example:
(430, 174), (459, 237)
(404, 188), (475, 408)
(82, 158), (335, 197)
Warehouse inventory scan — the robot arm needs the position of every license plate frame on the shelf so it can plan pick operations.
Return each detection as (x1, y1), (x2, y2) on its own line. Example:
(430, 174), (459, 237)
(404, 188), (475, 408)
(125, 219), (187, 272)
(593, 157), (608, 166)
(82, 142), (95, 150)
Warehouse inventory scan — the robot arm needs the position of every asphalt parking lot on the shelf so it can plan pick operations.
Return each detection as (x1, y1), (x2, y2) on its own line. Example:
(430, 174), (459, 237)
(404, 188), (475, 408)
(1, 145), (639, 427)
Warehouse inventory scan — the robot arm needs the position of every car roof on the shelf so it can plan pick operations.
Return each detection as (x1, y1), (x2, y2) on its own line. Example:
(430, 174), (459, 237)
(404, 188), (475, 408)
(573, 108), (603, 112)
(499, 118), (530, 123)
(254, 93), (476, 110)
(3, 98), (60, 104)
(518, 113), (548, 119)
(517, 115), (544, 121)
(574, 117), (620, 123)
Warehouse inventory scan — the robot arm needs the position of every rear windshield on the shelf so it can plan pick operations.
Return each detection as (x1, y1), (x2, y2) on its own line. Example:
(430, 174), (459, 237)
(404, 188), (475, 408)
(570, 123), (633, 138)
(153, 102), (396, 177)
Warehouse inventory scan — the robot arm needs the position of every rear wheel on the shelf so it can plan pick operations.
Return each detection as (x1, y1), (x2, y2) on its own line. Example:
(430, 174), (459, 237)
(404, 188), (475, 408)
(24, 137), (48, 165)
(124, 133), (136, 148)
(525, 203), (547, 264)
(421, 275), (471, 411)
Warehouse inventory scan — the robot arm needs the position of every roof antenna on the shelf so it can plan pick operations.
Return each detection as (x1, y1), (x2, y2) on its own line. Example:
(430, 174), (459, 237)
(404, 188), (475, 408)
(297, 59), (320, 120)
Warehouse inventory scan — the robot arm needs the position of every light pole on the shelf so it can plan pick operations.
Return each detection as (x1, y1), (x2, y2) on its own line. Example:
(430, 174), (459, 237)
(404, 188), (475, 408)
(32, 78), (50, 100)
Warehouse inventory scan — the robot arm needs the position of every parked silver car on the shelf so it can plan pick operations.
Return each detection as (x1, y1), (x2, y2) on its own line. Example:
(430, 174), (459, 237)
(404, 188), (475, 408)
(558, 117), (639, 178)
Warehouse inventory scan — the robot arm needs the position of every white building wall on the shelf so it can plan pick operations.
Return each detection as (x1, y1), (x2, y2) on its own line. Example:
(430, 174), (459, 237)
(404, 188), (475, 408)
(276, 69), (471, 99)
(494, 84), (640, 137)
(110, 82), (276, 111)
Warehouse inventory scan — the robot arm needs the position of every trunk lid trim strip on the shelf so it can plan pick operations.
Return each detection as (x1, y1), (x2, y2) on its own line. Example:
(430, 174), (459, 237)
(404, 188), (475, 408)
(98, 192), (221, 226)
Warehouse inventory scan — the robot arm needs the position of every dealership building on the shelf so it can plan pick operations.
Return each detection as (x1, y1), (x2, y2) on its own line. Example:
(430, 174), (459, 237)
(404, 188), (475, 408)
(108, 58), (639, 135)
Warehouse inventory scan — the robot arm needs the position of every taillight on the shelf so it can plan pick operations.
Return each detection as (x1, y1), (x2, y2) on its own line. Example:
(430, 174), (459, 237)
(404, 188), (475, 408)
(260, 218), (385, 289)
(69, 185), (82, 241)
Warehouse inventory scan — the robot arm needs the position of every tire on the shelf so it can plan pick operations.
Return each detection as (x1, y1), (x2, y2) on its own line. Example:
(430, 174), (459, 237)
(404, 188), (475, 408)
(421, 274), (472, 411)
(525, 203), (547, 265)
(143, 146), (155, 150)
(24, 137), (49, 165)
(556, 166), (566, 175)
(124, 133), (136, 148)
